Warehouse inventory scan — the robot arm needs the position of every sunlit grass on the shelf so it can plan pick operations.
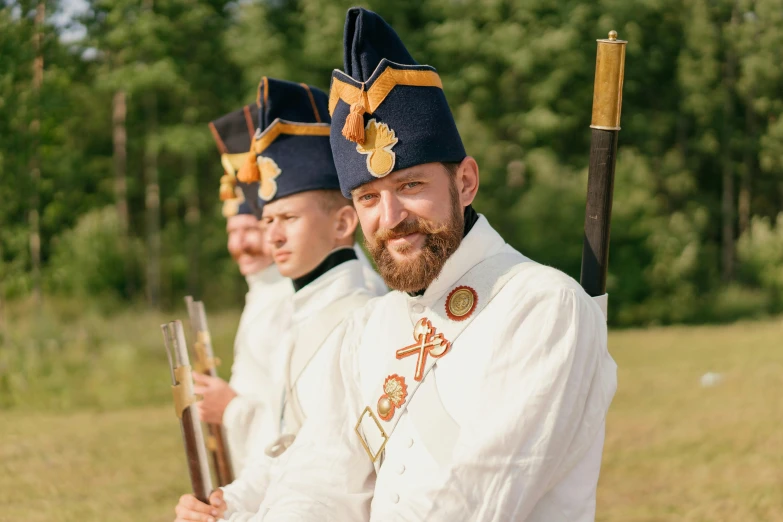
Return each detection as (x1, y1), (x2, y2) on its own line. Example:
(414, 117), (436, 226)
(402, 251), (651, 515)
(0, 298), (238, 411)
(0, 407), (187, 522)
(1, 301), (781, 521)
(598, 319), (783, 521)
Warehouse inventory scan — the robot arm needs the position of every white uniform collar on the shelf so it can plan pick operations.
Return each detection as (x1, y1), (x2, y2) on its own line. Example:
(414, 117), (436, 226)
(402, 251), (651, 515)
(291, 258), (367, 324)
(245, 263), (283, 290)
(245, 262), (284, 291)
(414, 214), (505, 302)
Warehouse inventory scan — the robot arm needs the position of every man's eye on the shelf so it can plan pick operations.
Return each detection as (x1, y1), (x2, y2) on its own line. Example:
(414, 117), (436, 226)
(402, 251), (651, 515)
(404, 182), (421, 189)
(359, 193), (375, 202)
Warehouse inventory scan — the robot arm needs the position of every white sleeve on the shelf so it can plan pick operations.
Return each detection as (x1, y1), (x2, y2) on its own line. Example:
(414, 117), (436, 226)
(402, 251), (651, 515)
(223, 319), (289, 475)
(219, 414), (279, 520)
(220, 332), (293, 519)
(222, 395), (270, 472)
(421, 288), (617, 521)
(246, 316), (375, 522)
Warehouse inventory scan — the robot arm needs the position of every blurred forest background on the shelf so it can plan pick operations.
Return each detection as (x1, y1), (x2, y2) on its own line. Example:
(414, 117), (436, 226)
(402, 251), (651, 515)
(2, 1), (783, 520)
(2, 0), (783, 324)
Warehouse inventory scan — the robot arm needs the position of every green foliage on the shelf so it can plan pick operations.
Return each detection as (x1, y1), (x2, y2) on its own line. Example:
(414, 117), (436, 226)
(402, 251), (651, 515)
(0, 0), (782, 324)
(737, 213), (783, 304)
(706, 283), (772, 322)
(46, 207), (144, 300)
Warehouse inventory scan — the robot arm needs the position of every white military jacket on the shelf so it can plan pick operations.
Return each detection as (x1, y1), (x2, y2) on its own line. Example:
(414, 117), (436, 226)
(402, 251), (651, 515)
(253, 215), (617, 522)
(223, 264), (294, 476)
(221, 254), (384, 520)
(355, 243), (387, 297)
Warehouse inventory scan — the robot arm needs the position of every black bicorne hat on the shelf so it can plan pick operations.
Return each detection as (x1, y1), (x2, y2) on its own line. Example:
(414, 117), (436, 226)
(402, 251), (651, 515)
(236, 77), (343, 211)
(329, 7), (466, 197)
(209, 104), (260, 218)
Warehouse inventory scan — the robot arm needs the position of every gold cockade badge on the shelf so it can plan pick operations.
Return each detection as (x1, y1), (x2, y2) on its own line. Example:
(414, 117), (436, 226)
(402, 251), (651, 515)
(257, 156), (282, 201)
(221, 185), (246, 218)
(356, 119), (398, 177)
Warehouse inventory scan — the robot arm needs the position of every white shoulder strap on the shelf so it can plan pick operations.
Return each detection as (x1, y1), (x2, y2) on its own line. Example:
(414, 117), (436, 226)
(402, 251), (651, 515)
(283, 292), (372, 434)
(356, 252), (527, 469)
(403, 291), (610, 467)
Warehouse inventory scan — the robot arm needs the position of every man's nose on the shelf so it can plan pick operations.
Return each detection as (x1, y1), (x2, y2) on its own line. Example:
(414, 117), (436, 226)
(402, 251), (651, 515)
(266, 220), (286, 246)
(378, 192), (408, 231)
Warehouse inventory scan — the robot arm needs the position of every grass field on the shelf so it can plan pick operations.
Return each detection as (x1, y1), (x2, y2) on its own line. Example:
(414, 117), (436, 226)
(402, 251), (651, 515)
(1, 304), (781, 521)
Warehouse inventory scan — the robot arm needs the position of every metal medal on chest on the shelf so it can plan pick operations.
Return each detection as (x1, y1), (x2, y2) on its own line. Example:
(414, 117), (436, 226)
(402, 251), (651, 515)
(446, 285), (478, 321)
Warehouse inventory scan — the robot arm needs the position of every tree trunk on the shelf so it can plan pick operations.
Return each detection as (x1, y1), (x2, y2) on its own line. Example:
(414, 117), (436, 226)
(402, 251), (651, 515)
(738, 98), (754, 236)
(112, 90), (133, 298)
(0, 242), (4, 340)
(113, 91), (129, 234)
(185, 147), (200, 298)
(144, 93), (161, 308)
(721, 7), (738, 282)
(29, 0), (44, 305)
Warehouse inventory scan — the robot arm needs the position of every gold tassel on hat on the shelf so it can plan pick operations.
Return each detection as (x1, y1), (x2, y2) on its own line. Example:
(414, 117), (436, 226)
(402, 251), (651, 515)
(237, 141), (260, 183)
(219, 174), (236, 201)
(342, 85), (367, 144)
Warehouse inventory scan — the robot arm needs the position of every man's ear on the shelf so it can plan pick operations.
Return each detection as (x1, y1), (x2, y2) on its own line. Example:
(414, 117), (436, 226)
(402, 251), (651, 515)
(334, 205), (359, 243)
(456, 156), (480, 207)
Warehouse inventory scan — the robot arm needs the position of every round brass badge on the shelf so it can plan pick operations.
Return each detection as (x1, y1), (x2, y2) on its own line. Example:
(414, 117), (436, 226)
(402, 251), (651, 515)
(446, 286), (478, 321)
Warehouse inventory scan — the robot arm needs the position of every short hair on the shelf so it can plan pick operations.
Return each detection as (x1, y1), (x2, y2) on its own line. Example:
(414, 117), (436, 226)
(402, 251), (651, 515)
(311, 189), (357, 242)
(311, 189), (354, 214)
(441, 161), (460, 177)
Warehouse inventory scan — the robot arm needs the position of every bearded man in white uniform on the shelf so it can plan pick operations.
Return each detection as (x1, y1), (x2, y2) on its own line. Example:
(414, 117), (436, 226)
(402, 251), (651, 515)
(214, 8), (618, 522)
(174, 78), (386, 522)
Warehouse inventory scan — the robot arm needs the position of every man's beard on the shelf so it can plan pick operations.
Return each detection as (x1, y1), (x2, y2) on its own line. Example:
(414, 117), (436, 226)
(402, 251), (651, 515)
(365, 184), (464, 293)
(233, 242), (265, 262)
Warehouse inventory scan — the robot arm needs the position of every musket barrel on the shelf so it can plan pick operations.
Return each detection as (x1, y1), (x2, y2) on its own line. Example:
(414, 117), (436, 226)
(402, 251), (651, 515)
(580, 31), (627, 298)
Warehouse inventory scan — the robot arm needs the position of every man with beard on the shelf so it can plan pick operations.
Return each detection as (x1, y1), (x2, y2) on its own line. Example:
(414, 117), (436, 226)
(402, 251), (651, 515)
(216, 8), (619, 522)
(196, 104), (294, 478)
(174, 78), (385, 522)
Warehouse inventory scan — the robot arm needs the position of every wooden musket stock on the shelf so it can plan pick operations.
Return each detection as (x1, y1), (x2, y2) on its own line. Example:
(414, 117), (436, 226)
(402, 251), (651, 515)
(162, 320), (214, 502)
(185, 296), (235, 486)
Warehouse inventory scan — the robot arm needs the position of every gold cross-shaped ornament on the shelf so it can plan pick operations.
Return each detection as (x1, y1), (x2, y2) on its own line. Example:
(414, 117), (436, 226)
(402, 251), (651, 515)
(395, 318), (451, 381)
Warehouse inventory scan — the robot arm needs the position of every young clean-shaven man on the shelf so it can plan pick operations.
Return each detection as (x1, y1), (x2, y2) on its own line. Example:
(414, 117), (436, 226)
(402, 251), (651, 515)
(234, 8), (617, 522)
(174, 78), (385, 522)
(196, 105), (294, 478)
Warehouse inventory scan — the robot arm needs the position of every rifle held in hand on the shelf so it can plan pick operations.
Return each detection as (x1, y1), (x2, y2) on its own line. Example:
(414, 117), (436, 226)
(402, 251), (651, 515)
(185, 296), (235, 486)
(162, 320), (214, 502)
